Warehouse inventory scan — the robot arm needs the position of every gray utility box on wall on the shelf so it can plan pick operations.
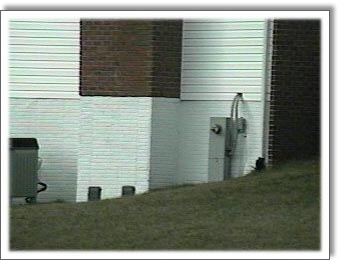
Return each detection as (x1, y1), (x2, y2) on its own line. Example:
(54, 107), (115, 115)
(10, 138), (39, 202)
(208, 117), (232, 182)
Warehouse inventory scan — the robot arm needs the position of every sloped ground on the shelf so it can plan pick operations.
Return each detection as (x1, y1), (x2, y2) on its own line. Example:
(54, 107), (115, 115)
(10, 160), (320, 250)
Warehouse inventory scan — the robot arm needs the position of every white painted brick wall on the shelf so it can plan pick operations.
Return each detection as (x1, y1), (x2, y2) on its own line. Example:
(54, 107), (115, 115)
(177, 100), (264, 184)
(9, 98), (264, 202)
(9, 98), (80, 202)
(149, 98), (179, 189)
(148, 98), (264, 188)
(76, 97), (152, 202)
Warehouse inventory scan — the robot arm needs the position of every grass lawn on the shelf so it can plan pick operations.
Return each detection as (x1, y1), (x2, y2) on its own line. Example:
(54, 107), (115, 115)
(10, 160), (320, 250)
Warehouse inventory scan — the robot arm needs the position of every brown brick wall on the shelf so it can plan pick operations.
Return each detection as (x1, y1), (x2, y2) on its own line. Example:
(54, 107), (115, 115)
(268, 20), (320, 165)
(151, 21), (182, 98)
(80, 19), (182, 97)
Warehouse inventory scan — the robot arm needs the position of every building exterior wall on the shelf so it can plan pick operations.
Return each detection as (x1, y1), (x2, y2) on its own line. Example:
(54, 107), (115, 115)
(268, 20), (320, 164)
(9, 19), (80, 99)
(9, 98), (80, 202)
(80, 19), (182, 98)
(76, 97), (152, 202)
(149, 98), (179, 189)
(77, 19), (183, 197)
(8, 18), (291, 203)
(9, 19), (81, 202)
(176, 101), (264, 184)
(151, 21), (182, 98)
(176, 19), (269, 182)
(80, 20), (154, 96)
(181, 19), (267, 101)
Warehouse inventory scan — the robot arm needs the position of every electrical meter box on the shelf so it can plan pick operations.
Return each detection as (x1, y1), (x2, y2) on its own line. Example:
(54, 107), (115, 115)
(208, 117), (232, 182)
(237, 117), (247, 133)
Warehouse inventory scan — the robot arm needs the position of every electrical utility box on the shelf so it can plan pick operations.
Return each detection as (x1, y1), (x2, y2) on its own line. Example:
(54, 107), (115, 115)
(208, 117), (233, 182)
(10, 138), (39, 201)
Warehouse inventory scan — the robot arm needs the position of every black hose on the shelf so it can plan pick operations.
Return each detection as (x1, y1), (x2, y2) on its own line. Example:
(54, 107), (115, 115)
(37, 182), (48, 193)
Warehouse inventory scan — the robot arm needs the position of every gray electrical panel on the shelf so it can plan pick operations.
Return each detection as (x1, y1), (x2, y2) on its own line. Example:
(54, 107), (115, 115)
(208, 117), (232, 182)
(10, 138), (39, 202)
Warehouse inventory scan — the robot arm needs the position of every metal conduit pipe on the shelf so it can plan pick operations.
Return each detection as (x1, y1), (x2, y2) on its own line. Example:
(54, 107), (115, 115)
(230, 93), (243, 154)
(230, 93), (240, 118)
(228, 93), (243, 177)
(233, 93), (242, 152)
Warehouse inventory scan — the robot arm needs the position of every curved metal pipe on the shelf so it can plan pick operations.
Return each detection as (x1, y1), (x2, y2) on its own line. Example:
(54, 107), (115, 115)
(227, 93), (243, 178)
(230, 94), (240, 118)
(230, 93), (243, 154)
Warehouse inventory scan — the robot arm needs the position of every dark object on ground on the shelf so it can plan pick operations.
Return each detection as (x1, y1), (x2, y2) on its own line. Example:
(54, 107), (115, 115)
(122, 186), (136, 196)
(255, 157), (266, 171)
(88, 187), (102, 201)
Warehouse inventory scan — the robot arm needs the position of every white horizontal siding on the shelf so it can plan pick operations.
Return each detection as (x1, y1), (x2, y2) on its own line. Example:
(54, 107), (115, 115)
(11, 68), (78, 77)
(10, 45), (79, 54)
(184, 30), (265, 39)
(9, 19), (80, 23)
(183, 22), (265, 30)
(183, 38), (264, 46)
(181, 19), (267, 101)
(10, 21), (80, 30)
(181, 93), (262, 101)
(183, 62), (262, 70)
(10, 76), (78, 84)
(10, 38), (79, 46)
(9, 19), (80, 99)
(10, 83), (77, 91)
(183, 69), (262, 78)
(9, 91), (79, 99)
(183, 46), (263, 54)
(181, 77), (262, 85)
(183, 54), (263, 62)
(10, 60), (79, 69)
(10, 30), (80, 38)
(10, 53), (79, 61)
(181, 86), (260, 93)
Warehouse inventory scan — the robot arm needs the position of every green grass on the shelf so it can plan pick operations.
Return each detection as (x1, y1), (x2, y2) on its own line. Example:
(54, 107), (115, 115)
(10, 160), (320, 250)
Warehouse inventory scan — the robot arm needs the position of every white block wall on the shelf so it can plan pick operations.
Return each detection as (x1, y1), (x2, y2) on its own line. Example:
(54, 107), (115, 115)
(9, 98), (80, 202)
(76, 97), (152, 202)
(149, 98), (179, 189)
(176, 100), (263, 184)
